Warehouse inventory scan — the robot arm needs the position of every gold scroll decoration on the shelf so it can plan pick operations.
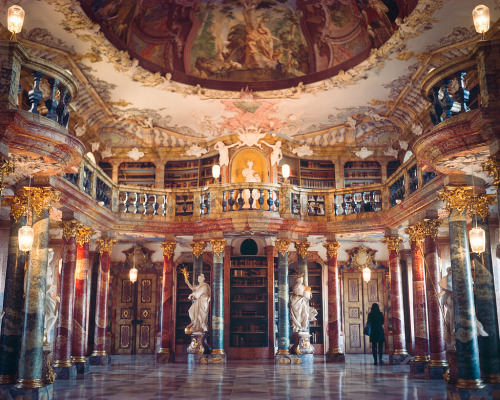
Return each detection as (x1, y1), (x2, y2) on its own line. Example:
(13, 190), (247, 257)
(160, 241), (176, 258)
(27, 187), (60, 216)
(275, 238), (291, 256)
(96, 238), (118, 255)
(382, 236), (403, 253)
(405, 225), (425, 245)
(295, 241), (310, 259)
(62, 221), (80, 240)
(419, 219), (442, 239)
(0, 156), (14, 191)
(323, 241), (340, 259)
(190, 241), (206, 258)
(4, 194), (29, 222)
(482, 158), (500, 188)
(76, 226), (93, 246)
(437, 187), (473, 216)
(210, 239), (226, 255)
(468, 194), (496, 220)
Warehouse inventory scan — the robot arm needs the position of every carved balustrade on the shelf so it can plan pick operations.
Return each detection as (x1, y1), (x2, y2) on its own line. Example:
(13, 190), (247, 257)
(221, 183), (279, 212)
(334, 186), (383, 216)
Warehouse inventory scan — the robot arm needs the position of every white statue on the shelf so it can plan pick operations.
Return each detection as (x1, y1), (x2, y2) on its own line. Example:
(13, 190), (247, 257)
(44, 249), (60, 344)
(241, 160), (261, 208)
(214, 141), (238, 167)
(185, 144), (208, 158)
(261, 140), (283, 166)
(290, 275), (317, 332)
(291, 144), (313, 158)
(185, 273), (211, 334)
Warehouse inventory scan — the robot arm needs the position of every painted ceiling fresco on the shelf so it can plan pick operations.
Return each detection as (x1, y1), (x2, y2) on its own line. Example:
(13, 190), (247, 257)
(79, 0), (417, 90)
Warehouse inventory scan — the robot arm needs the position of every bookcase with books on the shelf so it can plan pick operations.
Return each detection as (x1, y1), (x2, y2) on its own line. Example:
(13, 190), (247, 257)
(299, 160), (336, 189)
(118, 162), (156, 187)
(343, 161), (381, 188)
(164, 160), (199, 189)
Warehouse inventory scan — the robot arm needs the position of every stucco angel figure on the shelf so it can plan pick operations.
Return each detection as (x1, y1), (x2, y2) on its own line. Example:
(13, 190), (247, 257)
(185, 144), (208, 158)
(261, 140), (282, 166)
(184, 273), (211, 334)
(214, 141), (238, 167)
(290, 275), (318, 332)
(291, 144), (313, 158)
(235, 126), (266, 148)
(44, 249), (60, 344)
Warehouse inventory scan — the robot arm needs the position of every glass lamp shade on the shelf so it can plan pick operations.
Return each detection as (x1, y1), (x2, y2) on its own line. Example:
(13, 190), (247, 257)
(8, 5), (24, 34)
(129, 266), (138, 283)
(212, 164), (221, 180)
(18, 225), (34, 252)
(472, 5), (490, 34)
(362, 267), (371, 282)
(469, 227), (486, 254)
(282, 164), (290, 179)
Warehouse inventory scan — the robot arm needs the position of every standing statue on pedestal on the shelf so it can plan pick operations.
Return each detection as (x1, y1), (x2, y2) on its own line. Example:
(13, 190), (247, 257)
(290, 274), (317, 354)
(241, 160), (261, 208)
(181, 268), (211, 354)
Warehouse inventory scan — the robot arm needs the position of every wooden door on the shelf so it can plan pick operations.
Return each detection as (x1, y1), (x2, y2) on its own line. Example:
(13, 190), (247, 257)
(114, 272), (158, 354)
(343, 271), (385, 354)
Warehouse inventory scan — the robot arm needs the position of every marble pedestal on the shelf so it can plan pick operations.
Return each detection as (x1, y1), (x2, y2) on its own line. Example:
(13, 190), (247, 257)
(445, 350), (458, 384)
(0, 384), (53, 400)
(188, 353), (227, 365)
(410, 359), (428, 374)
(290, 332), (314, 355)
(73, 360), (90, 374)
(325, 351), (345, 363)
(187, 333), (210, 356)
(447, 384), (491, 399)
(275, 354), (314, 365)
(389, 353), (412, 365)
(424, 363), (448, 380)
(53, 364), (77, 380)
(155, 351), (175, 364)
(89, 354), (112, 366)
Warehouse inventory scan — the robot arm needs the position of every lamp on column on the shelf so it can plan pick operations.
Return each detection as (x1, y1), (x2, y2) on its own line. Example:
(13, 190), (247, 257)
(473, 5), (490, 40)
(7, 5), (25, 41)
(212, 164), (220, 184)
(282, 164), (290, 184)
(469, 160), (486, 254)
(18, 176), (34, 252)
(362, 266), (371, 282)
(129, 245), (138, 283)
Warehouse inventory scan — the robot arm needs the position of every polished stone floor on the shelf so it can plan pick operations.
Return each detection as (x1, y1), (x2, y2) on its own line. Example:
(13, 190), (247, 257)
(52, 354), (448, 400)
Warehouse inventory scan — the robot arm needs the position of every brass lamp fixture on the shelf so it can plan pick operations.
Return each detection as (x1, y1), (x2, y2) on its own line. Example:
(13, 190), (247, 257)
(7, 5), (25, 41)
(282, 164), (290, 183)
(473, 5), (490, 40)
(212, 164), (220, 184)
(18, 177), (34, 252)
(468, 159), (486, 254)
(129, 245), (138, 283)
(362, 266), (371, 282)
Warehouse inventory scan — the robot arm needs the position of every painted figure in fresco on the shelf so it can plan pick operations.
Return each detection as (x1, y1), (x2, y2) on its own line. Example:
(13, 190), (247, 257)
(185, 273), (211, 334)
(44, 249), (59, 344)
(290, 275), (317, 332)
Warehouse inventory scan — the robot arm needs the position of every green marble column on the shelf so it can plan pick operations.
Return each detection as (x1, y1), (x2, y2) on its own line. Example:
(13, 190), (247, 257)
(0, 195), (27, 384)
(276, 239), (291, 356)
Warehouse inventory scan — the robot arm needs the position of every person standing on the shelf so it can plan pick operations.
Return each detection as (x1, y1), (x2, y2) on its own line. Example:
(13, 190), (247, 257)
(367, 303), (385, 365)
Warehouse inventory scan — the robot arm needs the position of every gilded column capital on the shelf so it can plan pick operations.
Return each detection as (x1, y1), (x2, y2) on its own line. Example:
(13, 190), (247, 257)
(323, 241), (340, 259)
(4, 194), (28, 222)
(294, 241), (310, 258)
(482, 158), (500, 189)
(437, 187), (472, 216)
(382, 236), (403, 252)
(160, 241), (176, 258)
(0, 156), (14, 191)
(419, 219), (442, 238)
(275, 238), (291, 256)
(210, 239), (226, 255)
(190, 241), (206, 258)
(405, 225), (425, 244)
(96, 238), (117, 255)
(468, 194), (496, 219)
(76, 226), (93, 246)
(62, 221), (80, 241)
(26, 187), (60, 216)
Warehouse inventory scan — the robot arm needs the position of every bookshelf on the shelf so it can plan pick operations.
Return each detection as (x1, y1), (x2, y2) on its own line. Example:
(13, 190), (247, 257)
(343, 161), (381, 188)
(165, 160), (199, 189)
(118, 162), (156, 187)
(300, 160), (335, 189)
(200, 155), (219, 186)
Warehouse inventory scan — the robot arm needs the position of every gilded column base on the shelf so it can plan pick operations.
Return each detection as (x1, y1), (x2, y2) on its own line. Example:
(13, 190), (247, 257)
(424, 362), (448, 380)
(71, 357), (90, 375)
(277, 349), (290, 355)
(15, 378), (44, 389)
(187, 353), (226, 365)
(484, 374), (500, 384)
(91, 350), (107, 357)
(71, 356), (87, 363)
(455, 379), (485, 389)
(88, 354), (112, 366)
(393, 349), (408, 356)
(428, 359), (448, 367)
(211, 349), (225, 355)
(52, 360), (74, 368)
(410, 357), (429, 374)
(52, 364), (77, 380)
(326, 349), (345, 363)
(413, 355), (430, 362)
(0, 375), (16, 385)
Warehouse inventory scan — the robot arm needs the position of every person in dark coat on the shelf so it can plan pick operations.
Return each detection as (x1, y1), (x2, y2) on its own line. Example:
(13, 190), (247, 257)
(367, 303), (385, 365)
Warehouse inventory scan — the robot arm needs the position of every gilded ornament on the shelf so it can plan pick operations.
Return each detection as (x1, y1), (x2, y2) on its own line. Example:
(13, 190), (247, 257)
(96, 238), (117, 255)
(210, 239), (226, 255)
(419, 219), (442, 238)
(76, 226), (93, 246)
(275, 238), (291, 256)
(323, 241), (340, 259)
(405, 225), (425, 245)
(382, 236), (403, 252)
(437, 187), (473, 216)
(62, 221), (79, 240)
(4, 194), (28, 222)
(295, 241), (310, 259)
(482, 159), (500, 189)
(160, 241), (176, 258)
(468, 194), (495, 219)
(26, 187), (60, 216)
(0, 156), (14, 191)
(190, 241), (206, 258)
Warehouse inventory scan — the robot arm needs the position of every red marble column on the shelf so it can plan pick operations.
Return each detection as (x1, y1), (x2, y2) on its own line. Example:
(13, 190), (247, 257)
(383, 236), (408, 365)
(421, 219), (448, 378)
(52, 221), (79, 379)
(72, 226), (92, 373)
(406, 225), (430, 372)
(156, 241), (176, 363)
(89, 238), (116, 365)
(324, 241), (345, 363)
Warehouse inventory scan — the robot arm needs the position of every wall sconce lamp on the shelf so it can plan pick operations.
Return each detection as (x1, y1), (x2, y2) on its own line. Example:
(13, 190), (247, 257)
(129, 248), (138, 283)
(473, 5), (490, 40)
(362, 266), (371, 282)
(7, 5), (25, 41)
(212, 164), (221, 184)
(18, 176), (33, 252)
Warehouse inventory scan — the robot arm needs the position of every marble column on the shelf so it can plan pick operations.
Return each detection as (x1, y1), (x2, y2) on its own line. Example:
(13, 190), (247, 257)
(17, 188), (59, 390)
(72, 225), (92, 374)
(420, 219), (448, 379)
(52, 221), (79, 380)
(324, 241), (344, 363)
(156, 241), (176, 363)
(0, 195), (28, 384)
(438, 187), (484, 389)
(210, 239), (226, 362)
(382, 236), (409, 365)
(470, 194), (500, 383)
(275, 238), (291, 362)
(89, 238), (117, 366)
(295, 241), (310, 285)
(405, 225), (430, 374)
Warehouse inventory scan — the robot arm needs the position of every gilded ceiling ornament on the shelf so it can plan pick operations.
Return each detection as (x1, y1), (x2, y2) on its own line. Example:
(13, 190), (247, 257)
(161, 241), (176, 258)
(419, 219), (442, 238)
(190, 241), (206, 258)
(4, 195), (28, 222)
(323, 242), (340, 259)
(62, 221), (80, 240)
(482, 158), (500, 189)
(350, 246), (374, 270)
(382, 237), (403, 253)
(468, 194), (496, 220)
(405, 225), (425, 244)
(0, 156), (15, 191)
(76, 226), (93, 246)
(210, 239), (227, 255)
(26, 187), (60, 217)
(275, 239), (291, 256)
(295, 241), (310, 259)
(96, 238), (117, 255)
(437, 187), (473, 216)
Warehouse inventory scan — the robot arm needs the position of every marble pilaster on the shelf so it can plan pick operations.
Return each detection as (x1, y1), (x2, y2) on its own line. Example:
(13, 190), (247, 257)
(210, 239), (226, 363)
(275, 239), (291, 361)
